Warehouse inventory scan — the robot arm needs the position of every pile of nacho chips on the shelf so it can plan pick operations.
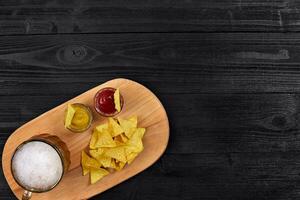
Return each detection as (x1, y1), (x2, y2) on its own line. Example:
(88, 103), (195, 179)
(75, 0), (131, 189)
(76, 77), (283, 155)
(81, 116), (146, 184)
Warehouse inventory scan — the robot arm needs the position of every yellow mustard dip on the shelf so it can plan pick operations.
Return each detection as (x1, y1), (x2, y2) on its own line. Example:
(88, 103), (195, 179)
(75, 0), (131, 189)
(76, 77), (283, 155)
(65, 103), (92, 132)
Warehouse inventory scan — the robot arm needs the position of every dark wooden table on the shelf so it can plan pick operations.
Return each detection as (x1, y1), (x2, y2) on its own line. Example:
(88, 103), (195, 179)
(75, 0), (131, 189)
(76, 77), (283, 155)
(1, 1), (300, 199)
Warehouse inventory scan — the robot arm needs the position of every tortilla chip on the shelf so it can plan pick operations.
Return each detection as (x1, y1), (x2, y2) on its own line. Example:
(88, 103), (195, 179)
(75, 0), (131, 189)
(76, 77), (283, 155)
(81, 151), (90, 176)
(89, 148), (105, 157)
(118, 116), (138, 138)
(89, 149), (112, 168)
(120, 133), (128, 142)
(95, 129), (116, 148)
(109, 159), (117, 169)
(127, 152), (139, 164)
(98, 156), (111, 168)
(104, 146), (127, 163)
(65, 104), (76, 128)
(81, 151), (101, 176)
(114, 88), (121, 112)
(126, 128), (145, 153)
(115, 161), (126, 171)
(90, 168), (109, 184)
(108, 117), (123, 137)
(95, 123), (108, 132)
(89, 130), (98, 149)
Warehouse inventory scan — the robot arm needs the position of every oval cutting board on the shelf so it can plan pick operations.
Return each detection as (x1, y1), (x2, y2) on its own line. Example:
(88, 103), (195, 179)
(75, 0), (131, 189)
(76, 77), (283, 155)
(2, 78), (169, 200)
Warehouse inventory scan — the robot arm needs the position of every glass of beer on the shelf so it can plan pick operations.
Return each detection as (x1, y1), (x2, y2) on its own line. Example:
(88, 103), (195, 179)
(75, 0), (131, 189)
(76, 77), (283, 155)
(11, 134), (70, 200)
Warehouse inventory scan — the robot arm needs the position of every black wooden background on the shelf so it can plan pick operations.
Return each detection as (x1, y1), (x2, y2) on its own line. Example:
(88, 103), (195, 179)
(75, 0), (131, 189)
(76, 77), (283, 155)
(1, 0), (300, 199)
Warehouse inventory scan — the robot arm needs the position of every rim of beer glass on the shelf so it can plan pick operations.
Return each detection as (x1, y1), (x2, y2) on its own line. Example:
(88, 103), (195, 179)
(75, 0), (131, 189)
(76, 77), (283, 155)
(10, 139), (66, 193)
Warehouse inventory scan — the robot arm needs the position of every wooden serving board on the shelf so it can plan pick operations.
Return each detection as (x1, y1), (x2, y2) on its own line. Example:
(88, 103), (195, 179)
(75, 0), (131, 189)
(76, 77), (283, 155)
(2, 78), (169, 200)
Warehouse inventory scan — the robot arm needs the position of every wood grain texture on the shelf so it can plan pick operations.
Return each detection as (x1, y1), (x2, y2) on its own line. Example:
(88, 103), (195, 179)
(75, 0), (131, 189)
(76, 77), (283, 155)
(0, 33), (300, 94)
(2, 78), (169, 199)
(0, 0), (300, 34)
(1, 32), (300, 199)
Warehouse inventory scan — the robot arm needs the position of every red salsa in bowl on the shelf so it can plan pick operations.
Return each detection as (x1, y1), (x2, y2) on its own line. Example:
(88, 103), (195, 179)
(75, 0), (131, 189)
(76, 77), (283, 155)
(94, 87), (124, 117)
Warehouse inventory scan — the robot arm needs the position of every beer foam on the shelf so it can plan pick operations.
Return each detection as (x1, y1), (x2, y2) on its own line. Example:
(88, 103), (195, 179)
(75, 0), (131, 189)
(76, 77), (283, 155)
(12, 141), (63, 191)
